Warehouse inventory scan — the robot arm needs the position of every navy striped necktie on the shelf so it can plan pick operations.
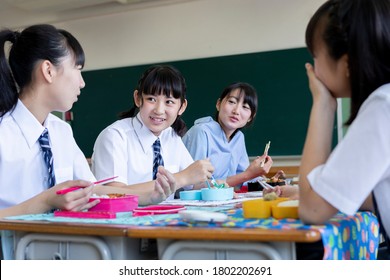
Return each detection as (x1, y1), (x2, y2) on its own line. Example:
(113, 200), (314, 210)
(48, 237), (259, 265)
(152, 138), (164, 180)
(38, 128), (56, 188)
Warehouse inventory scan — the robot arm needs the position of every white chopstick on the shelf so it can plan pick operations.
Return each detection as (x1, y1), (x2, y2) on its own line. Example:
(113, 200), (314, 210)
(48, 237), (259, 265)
(257, 179), (275, 190)
(260, 141), (271, 167)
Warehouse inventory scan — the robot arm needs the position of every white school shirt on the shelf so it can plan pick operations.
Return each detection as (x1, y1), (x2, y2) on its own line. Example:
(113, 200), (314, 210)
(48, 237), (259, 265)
(307, 83), (390, 236)
(91, 113), (194, 200)
(0, 100), (95, 209)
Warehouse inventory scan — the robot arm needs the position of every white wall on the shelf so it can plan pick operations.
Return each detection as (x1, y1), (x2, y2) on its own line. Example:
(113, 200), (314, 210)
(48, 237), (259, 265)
(47, 0), (326, 71)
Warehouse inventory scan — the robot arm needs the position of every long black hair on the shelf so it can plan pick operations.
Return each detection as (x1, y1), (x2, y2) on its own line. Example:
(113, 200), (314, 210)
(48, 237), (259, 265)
(0, 24), (85, 117)
(305, 0), (390, 125)
(119, 65), (188, 136)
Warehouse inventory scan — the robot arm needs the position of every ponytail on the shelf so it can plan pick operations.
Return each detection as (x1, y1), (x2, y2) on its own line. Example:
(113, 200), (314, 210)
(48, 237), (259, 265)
(0, 24), (85, 118)
(172, 115), (187, 137)
(0, 30), (19, 117)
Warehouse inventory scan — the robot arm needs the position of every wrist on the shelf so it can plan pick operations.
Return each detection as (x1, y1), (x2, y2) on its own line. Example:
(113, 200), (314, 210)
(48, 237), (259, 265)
(173, 172), (187, 188)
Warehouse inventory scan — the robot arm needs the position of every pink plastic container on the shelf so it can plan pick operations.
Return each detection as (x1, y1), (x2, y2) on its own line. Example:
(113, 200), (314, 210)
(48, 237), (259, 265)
(132, 205), (186, 216)
(88, 195), (138, 213)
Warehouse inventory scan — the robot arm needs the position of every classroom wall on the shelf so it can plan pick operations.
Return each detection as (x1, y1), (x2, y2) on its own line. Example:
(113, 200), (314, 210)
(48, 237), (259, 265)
(2, 0), (330, 159)
(51, 0), (327, 71)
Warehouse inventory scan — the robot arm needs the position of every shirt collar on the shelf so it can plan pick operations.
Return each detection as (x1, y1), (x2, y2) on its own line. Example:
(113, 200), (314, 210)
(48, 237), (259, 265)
(12, 99), (46, 149)
(132, 113), (162, 153)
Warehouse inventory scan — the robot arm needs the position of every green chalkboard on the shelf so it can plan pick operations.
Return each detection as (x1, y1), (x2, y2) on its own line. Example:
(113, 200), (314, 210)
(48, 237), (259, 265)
(72, 48), (315, 158)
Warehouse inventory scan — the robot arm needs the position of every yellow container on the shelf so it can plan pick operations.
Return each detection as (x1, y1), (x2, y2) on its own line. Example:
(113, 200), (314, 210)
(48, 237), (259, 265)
(271, 200), (299, 219)
(242, 198), (289, 219)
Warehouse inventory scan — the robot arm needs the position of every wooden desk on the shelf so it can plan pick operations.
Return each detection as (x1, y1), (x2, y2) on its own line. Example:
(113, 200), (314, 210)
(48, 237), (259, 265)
(0, 210), (378, 260)
(126, 226), (320, 242)
(0, 219), (145, 260)
(0, 218), (321, 260)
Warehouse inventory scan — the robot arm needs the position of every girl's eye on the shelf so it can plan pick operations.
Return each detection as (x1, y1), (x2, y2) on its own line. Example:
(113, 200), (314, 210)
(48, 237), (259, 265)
(167, 100), (174, 105)
(243, 105), (251, 110)
(145, 97), (156, 102)
(228, 99), (236, 104)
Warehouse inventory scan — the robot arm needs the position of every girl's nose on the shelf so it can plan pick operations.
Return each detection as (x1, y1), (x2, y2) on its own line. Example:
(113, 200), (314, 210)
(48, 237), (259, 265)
(154, 100), (165, 114)
(232, 105), (239, 115)
(80, 74), (86, 89)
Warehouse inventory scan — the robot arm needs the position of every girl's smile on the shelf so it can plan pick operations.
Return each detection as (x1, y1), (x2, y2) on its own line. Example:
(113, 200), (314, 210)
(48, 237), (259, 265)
(135, 91), (187, 136)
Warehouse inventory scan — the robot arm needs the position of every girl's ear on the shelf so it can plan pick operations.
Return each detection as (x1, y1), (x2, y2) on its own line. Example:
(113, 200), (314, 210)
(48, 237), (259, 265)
(133, 90), (142, 107)
(178, 99), (188, 116)
(248, 113), (255, 123)
(41, 60), (54, 83)
(216, 99), (221, 111)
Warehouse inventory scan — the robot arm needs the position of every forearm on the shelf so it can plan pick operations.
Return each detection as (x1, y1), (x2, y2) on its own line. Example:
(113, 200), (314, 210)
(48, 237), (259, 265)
(226, 172), (252, 188)
(0, 193), (50, 218)
(300, 102), (335, 183)
(299, 101), (336, 222)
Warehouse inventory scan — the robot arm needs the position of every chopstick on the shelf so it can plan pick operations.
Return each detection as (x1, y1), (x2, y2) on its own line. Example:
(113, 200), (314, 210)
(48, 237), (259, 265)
(206, 175), (225, 189)
(257, 179), (275, 190)
(210, 175), (219, 188)
(56, 176), (118, 195)
(260, 141), (271, 167)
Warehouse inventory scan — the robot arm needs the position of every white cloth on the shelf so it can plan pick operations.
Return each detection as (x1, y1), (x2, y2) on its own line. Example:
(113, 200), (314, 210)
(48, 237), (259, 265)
(92, 113), (194, 200)
(0, 100), (95, 209)
(307, 83), (390, 236)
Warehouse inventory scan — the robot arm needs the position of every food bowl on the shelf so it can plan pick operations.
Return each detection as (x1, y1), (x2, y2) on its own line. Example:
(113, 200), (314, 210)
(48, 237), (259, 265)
(201, 187), (234, 201)
(271, 200), (299, 219)
(88, 194), (138, 213)
(180, 190), (202, 200)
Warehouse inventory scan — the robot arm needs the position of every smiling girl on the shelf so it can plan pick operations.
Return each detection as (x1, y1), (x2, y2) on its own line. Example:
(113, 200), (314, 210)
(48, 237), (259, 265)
(92, 65), (214, 199)
(182, 82), (272, 188)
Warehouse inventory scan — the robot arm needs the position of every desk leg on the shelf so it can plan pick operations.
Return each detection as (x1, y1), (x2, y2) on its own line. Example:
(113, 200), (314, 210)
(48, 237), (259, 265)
(158, 239), (296, 260)
(12, 232), (158, 260)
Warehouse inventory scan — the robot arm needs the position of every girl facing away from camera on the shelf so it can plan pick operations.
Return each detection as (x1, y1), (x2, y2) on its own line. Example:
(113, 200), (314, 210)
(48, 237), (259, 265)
(264, 0), (390, 259)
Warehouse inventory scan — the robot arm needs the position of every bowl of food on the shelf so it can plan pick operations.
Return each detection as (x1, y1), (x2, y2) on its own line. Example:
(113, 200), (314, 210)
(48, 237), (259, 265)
(201, 187), (234, 201)
(88, 193), (138, 212)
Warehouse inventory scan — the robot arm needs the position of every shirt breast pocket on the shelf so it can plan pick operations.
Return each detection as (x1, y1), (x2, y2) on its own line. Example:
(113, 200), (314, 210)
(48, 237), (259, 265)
(54, 167), (73, 183)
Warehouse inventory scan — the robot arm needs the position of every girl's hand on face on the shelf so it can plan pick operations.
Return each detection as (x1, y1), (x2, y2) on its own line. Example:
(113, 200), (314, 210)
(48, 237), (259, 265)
(305, 63), (337, 108)
(151, 166), (177, 204)
(48, 180), (99, 212)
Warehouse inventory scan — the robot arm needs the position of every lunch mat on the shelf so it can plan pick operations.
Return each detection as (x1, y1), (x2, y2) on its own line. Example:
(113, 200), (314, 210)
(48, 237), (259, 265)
(6, 208), (379, 260)
(148, 209), (380, 260)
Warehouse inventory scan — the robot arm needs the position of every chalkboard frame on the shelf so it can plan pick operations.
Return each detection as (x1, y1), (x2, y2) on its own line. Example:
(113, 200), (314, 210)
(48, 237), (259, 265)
(72, 47), (324, 158)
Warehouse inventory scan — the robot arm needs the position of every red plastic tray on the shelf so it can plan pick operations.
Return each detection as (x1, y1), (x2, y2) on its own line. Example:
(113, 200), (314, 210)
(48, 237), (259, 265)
(132, 205), (186, 216)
